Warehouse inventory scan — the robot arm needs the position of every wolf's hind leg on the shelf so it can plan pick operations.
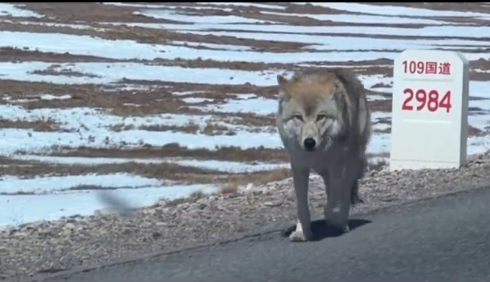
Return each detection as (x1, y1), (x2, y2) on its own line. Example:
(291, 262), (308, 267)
(351, 155), (367, 205)
(322, 158), (359, 233)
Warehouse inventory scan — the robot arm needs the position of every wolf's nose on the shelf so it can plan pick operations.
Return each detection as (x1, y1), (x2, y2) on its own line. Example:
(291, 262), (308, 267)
(303, 138), (316, 149)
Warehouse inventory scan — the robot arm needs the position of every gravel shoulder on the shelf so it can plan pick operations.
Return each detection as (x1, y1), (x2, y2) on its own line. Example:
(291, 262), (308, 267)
(3, 154), (490, 281)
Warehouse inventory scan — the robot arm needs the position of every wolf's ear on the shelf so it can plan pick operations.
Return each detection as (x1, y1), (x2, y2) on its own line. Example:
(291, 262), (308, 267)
(277, 75), (288, 88)
(277, 75), (291, 100)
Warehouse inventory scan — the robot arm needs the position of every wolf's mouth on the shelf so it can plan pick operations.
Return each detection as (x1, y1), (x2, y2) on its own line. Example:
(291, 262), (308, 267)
(304, 147), (316, 152)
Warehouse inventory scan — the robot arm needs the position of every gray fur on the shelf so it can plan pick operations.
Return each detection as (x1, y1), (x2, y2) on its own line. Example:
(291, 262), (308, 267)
(276, 68), (371, 242)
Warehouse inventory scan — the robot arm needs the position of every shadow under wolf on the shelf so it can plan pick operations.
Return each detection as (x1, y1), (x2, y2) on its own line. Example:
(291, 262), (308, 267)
(282, 218), (372, 242)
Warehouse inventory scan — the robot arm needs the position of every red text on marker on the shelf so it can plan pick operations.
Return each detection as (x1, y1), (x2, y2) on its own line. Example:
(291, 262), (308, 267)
(402, 60), (452, 75)
(402, 88), (452, 113)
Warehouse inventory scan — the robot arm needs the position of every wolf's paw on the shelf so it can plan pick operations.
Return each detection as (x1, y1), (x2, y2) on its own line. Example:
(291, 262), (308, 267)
(289, 229), (313, 242)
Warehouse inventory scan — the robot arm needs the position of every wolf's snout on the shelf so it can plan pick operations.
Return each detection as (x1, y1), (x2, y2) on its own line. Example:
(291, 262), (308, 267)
(303, 138), (316, 151)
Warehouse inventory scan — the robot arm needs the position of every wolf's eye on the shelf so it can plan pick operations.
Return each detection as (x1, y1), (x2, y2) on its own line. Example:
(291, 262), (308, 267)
(316, 115), (327, 122)
(293, 115), (303, 122)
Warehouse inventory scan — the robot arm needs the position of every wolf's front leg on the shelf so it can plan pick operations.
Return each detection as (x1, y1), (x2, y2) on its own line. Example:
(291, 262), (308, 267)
(322, 162), (357, 233)
(290, 164), (313, 242)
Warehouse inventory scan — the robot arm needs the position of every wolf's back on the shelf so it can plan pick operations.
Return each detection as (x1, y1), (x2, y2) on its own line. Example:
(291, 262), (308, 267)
(330, 68), (372, 205)
(331, 68), (372, 149)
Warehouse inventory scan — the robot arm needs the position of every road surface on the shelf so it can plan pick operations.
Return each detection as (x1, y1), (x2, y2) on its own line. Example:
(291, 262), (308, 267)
(36, 187), (490, 282)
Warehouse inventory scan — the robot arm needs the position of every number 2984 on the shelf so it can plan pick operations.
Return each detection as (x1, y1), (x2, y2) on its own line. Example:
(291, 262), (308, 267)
(402, 88), (452, 113)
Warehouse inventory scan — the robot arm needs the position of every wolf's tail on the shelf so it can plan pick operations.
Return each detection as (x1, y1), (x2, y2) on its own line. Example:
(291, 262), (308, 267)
(350, 182), (363, 205)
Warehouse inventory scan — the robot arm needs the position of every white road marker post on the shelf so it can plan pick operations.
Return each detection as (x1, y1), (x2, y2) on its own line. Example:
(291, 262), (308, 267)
(390, 49), (469, 171)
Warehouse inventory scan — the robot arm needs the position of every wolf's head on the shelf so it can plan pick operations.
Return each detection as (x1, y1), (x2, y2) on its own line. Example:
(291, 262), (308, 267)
(276, 72), (346, 152)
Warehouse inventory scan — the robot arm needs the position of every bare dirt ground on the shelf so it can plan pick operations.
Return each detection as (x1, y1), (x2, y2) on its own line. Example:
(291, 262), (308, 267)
(1, 2), (490, 281)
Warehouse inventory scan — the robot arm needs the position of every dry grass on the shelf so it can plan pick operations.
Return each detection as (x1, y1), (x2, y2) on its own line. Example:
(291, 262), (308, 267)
(110, 122), (200, 134)
(368, 99), (392, 113)
(0, 161), (222, 181)
(143, 124), (200, 133)
(0, 158), (291, 187)
(0, 117), (64, 132)
(158, 168), (292, 207)
(366, 152), (390, 158)
(201, 122), (236, 136)
(468, 125), (484, 137)
(213, 113), (276, 128)
(30, 64), (101, 78)
(161, 190), (207, 207)
(0, 47), (121, 63)
(42, 144), (290, 163)
(0, 156), (44, 166)
(219, 184), (240, 194)
(109, 121), (238, 136)
(372, 127), (391, 134)
(218, 168), (291, 193)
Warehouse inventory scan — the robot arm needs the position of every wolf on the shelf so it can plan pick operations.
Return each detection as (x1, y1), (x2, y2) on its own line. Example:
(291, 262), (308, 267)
(276, 68), (371, 242)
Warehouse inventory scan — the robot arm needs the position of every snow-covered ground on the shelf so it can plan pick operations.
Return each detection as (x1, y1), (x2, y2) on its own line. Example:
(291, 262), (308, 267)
(1, 2), (490, 227)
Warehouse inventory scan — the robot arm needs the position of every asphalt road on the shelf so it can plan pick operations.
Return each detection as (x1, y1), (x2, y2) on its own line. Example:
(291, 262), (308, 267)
(37, 187), (490, 282)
